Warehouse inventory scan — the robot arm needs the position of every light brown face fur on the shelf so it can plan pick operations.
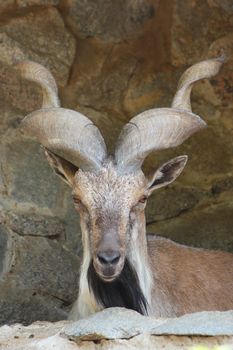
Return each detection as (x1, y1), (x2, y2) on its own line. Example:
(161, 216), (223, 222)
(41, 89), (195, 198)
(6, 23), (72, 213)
(72, 160), (148, 281)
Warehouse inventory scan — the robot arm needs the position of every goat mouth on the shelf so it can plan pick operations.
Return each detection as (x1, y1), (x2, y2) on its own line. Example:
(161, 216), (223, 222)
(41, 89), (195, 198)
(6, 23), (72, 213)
(94, 265), (121, 282)
(93, 260), (124, 282)
(98, 273), (119, 283)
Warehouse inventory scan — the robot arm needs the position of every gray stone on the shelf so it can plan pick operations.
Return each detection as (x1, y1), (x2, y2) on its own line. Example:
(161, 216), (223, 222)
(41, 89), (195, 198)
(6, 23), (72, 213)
(61, 0), (156, 42)
(153, 310), (233, 336)
(146, 185), (207, 223)
(64, 50), (139, 121)
(0, 33), (25, 66)
(123, 70), (175, 116)
(75, 106), (125, 153)
(0, 319), (232, 350)
(1, 7), (75, 85)
(0, 225), (79, 325)
(17, 0), (60, 7)
(212, 176), (233, 195)
(0, 61), (41, 114)
(173, 125), (232, 185)
(63, 308), (164, 340)
(62, 189), (82, 255)
(5, 137), (67, 210)
(147, 202), (233, 252)
(63, 307), (233, 341)
(208, 40), (233, 109)
(0, 295), (67, 326)
(0, 224), (8, 276)
(0, 0), (60, 14)
(171, 0), (230, 66)
(60, 0), (171, 120)
(5, 211), (66, 238)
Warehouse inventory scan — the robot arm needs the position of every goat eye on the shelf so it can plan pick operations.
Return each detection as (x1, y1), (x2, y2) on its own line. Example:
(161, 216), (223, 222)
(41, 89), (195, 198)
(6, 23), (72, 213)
(72, 196), (88, 213)
(72, 196), (82, 205)
(138, 196), (147, 204)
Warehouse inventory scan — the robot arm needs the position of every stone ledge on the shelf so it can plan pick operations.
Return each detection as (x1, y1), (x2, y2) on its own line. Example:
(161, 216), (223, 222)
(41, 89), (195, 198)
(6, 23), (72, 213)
(0, 308), (233, 350)
(64, 308), (233, 340)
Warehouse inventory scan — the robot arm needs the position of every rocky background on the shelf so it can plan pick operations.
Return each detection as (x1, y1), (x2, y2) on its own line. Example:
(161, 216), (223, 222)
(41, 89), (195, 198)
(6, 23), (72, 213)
(0, 0), (232, 325)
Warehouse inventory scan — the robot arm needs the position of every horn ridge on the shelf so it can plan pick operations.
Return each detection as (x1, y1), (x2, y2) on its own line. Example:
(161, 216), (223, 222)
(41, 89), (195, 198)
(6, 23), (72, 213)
(17, 60), (107, 172)
(21, 107), (107, 172)
(15, 60), (60, 108)
(172, 56), (223, 111)
(115, 108), (206, 173)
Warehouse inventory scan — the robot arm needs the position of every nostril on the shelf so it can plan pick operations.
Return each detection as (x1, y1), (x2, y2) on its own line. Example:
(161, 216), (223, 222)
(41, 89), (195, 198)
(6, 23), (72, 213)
(97, 251), (121, 265)
(111, 255), (120, 265)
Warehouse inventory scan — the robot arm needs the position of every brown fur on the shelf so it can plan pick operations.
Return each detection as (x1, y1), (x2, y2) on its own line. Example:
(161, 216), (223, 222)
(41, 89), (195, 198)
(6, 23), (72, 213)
(148, 235), (233, 316)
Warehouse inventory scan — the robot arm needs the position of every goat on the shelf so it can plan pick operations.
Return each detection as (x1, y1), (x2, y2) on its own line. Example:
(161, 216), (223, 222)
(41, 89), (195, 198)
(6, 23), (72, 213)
(16, 57), (233, 320)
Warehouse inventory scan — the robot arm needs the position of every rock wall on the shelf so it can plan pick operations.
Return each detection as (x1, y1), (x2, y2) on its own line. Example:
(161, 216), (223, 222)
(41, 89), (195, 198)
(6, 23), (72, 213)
(0, 0), (232, 324)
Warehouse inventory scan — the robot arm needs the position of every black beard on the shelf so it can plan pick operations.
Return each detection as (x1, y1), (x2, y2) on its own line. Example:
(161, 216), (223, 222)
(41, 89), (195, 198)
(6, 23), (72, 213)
(87, 258), (148, 315)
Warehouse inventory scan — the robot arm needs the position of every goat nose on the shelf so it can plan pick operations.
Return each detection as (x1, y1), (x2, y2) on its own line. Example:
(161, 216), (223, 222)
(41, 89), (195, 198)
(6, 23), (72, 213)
(97, 251), (121, 265)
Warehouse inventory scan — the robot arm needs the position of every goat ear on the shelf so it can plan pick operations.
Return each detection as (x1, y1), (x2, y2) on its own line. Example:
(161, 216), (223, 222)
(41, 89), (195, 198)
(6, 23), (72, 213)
(147, 156), (188, 194)
(43, 148), (78, 187)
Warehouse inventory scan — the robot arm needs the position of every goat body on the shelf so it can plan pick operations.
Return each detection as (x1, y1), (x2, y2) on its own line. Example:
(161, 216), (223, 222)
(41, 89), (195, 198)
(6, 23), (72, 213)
(148, 235), (233, 317)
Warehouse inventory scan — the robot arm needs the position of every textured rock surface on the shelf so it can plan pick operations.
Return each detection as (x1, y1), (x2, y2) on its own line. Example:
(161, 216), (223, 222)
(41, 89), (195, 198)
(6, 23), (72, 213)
(1, 7), (75, 85)
(0, 0), (232, 325)
(0, 308), (233, 350)
(63, 308), (233, 340)
(0, 224), (79, 325)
